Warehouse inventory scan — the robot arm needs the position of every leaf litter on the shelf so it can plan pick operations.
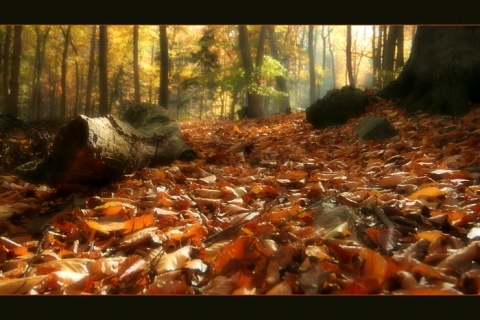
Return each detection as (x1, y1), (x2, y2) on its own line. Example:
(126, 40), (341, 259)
(2, 102), (480, 294)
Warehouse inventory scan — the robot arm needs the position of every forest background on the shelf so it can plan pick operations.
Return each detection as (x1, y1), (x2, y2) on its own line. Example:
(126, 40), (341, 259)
(0, 25), (416, 121)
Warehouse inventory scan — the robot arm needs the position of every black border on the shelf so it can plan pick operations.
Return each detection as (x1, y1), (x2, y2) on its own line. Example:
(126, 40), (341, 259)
(2, 0), (480, 24)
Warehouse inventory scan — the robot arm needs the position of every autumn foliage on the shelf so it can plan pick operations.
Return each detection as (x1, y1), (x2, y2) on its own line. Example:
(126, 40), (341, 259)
(2, 101), (480, 294)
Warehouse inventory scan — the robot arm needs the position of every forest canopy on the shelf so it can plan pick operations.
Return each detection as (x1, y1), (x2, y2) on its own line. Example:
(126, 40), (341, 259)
(0, 25), (416, 121)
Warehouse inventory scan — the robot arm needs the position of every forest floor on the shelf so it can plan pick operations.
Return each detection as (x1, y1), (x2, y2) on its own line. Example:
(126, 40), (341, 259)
(2, 100), (480, 294)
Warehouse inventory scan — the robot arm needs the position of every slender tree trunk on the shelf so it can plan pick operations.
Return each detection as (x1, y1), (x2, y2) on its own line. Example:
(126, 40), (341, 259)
(383, 26), (398, 73)
(238, 25), (262, 118)
(266, 25), (291, 114)
(1, 26), (11, 112)
(133, 25), (141, 104)
(30, 26), (50, 120)
(69, 39), (80, 117)
(395, 26), (404, 72)
(148, 43), (154, 104)
(371, 26), (377, 87)
(85, 26), (96, 116)
(255, 26), (267, 109)
(375, 26), (384, 87)
(159, 25), (169, 109)
(7, 26), (22, 117)
(60, 26), (71, 119)
(98, 25), (109, 116)
(308, 25), (316, 104)
(346, 25), (355, 87)
(328, 29), (336, 89)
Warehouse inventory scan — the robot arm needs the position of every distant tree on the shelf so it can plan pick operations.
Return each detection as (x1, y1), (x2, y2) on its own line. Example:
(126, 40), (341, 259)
(238, 25), (262, 118)
(133, 25), (141, 104)
(7, 26), (22, 117)
(60, 26), (71, 119)
(266, 26), (291, 114)
(0, 26), (10, 111)
(395, 26), (404, 72)
(346, 25), (355, 87)
(29, 26), (50, 120)
(159, 25), (169, 109)
(308, 25), (316, 104)
(85, 26), (97, 116)
(191, 26), (220, 119)
(98, 25), (109, 116)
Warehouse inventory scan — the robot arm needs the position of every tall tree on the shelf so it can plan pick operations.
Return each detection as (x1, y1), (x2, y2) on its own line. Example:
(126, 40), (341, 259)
(382, 25), (399, 86)
(308, 25), (316, 104)
(159, 25), (169, 109)
(379, 26), (480, 116)
(7, 26), (22, 117)
(68, 35), (81, 117)
(266, 26), (291, 114)
(395, 26), (405, 72)
(98, 25), (109, 116)
(30, 26), (51, 120)
(85, 26), (96, 116)
(238, 25), (262, 118)
(328, 28), (336, 89)
(133, 25), (141, 104)
(60, 26), (71, 119)
(346, 25), (355, 87)
(1, 26), (11, 113)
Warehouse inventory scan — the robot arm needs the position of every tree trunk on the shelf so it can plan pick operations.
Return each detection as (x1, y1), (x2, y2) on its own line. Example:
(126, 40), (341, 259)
(7, 26), (22, 117)
(346, 26), (355, 87)
(133, 25), (141, 104)
(255, 26), (267, 109)
(30, 26), (50, 120)
(379, 26), (480, 116)
(69, 39), (81, 117)
(308, 25), (316, 104)
(266, 26), (291, 114)
(98, 25), (109, 116)
(60, 26), (71, 119)
(382, 26), (399, 86)
(17, 105), (196, 186)
(1, 26), (11, 112)
(395, 26), (404, 72)
(375, 26), (383, 87)
(85, 26), (96, 116)
(159, 25), (169, 109)
(238, 25), (262, 118)
(328, 29), (336, 89)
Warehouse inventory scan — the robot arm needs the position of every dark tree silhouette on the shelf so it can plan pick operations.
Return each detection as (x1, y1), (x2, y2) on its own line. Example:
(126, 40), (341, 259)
(379, 26), (480, 116)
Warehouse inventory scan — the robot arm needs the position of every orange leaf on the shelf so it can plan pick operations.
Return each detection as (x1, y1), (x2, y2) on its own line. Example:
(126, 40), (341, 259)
(414, 230), (445, 242)
(360, 248), (387, 284)
(122, 214), (155, 234)
(408, 187), (446, 200)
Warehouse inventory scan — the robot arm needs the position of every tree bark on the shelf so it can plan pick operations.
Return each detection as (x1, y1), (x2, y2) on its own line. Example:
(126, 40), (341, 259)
(379, 26), (480, 116)
(98, 25), (109, 116)
(17, 105), (196, 186)
(328, 29), (336, 89)
(29, 26), (50, 120)
(266, 26), (291, 114)
(85, 26), (96, 116)
(60, 26), (71, 119)
(0, 26), (10, 112)
(133, 25), (141, 104)
(395, 26), (404, 72)
(346, 26), (355, 87)
(238, 25), (262, 118)
(7, 26), (22, 117)
(308, 25), (316, 104)
(159, 25), (169, 109)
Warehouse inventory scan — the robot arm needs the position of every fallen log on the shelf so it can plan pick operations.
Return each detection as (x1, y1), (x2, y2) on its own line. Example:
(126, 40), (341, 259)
(17, 106), (196, 186)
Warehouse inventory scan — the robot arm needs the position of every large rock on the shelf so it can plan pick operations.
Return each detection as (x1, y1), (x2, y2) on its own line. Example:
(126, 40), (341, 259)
(306, 86), (369, 128)
(355, 116), (397, 141)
